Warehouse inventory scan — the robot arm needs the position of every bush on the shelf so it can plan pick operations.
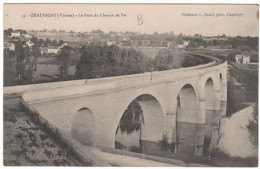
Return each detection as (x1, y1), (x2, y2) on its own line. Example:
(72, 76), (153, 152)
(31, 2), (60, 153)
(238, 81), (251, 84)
(158, 133), (169, 152)
(247, 104), (258, 149)
(129, 146), (142, 153)
(115, 141), (126, 150)
(4, 111), (17, 123)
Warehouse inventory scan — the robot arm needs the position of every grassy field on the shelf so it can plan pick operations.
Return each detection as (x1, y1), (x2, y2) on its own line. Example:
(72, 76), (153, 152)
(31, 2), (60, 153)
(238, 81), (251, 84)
(232, 63), (258, 73)
(3, 97), (86, 166)
(190, 48), (241, 56)
(226, 63), (258, 116)
(131, 47), (165, 59)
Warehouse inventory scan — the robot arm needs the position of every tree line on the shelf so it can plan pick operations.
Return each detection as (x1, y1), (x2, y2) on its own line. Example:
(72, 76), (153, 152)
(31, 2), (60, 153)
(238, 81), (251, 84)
(75, 44), (153, 79)
(4, 43), (39, 86)
(4, 43), (210, 86)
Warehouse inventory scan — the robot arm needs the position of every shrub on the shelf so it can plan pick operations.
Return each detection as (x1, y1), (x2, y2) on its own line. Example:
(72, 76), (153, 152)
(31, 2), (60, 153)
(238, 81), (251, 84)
(115, 141), (126, 150)
(129, 146), (142, 153)
(158, 133), (169, 152)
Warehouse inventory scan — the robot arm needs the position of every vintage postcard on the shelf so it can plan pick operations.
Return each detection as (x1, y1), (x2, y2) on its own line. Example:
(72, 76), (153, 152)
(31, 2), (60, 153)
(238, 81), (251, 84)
(3, 3), (259, 167)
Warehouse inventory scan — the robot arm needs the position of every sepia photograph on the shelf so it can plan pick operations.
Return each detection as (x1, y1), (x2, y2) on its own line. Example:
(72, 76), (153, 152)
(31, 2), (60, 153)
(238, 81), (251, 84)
(2, 3), (259, 167)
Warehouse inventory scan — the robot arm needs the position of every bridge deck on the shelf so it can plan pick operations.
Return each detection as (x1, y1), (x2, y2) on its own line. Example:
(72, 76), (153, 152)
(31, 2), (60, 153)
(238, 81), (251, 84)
(4, 61), (217, 96)
(4, 61), (227, 106)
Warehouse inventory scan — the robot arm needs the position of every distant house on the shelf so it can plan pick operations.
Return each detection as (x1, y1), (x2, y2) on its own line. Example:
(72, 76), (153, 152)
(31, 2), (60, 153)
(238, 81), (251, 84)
(40, 43), (68, 55)
(40, 47), (48, 55)
(178, 44), (184, 49)
(183, 40), (190, 47)
(23, 34), (31, 39)
(106, 41), (117, 46)
(243, 55), (250, 64)
(4, 42), (15, 51)
(235, 54), (243, 63)
(48, 46), (60, 54)
(122, 37), (130, 41)
(235, 54), (251, 64)
(11, 31), (21, 37)
(26, 40), (34, 47)
(167, 42), (173, 48)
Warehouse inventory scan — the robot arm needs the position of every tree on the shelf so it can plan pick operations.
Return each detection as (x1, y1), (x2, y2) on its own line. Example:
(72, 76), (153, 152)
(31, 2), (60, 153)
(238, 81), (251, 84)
(51, 40), (58, 46)
(14, 43), (35, 85)
(31, 37), (38, 45)
(44, 38), (51, 46)
(36, 39), (44, 47)
(23, 46), (34, 83)
(154, 49), (174, 70)
(58, 40), (65, 46)
(117, 100), (143, 134)
(58, 46), (71, 80)
(4, 28), (13, 37)
(50, 29), (57, 33)
(15, 42), (26, 84)
(91, 29), (103, 34)
(31, 46), (41, 71)
(21, 30), (27, 34)
(40, 29), (47, 32)
(76, 44), (151, 79)
(247, 104), (258, 149)
(4, 48), (16, 86)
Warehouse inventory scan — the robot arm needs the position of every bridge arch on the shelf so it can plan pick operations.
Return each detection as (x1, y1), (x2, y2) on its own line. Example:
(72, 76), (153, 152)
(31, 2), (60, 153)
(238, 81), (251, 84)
(115, 94), (165, 152)
(175, 83), (205, 155)
(203, 78), (216, 154)
(205, 78), (215, 111)
(71, 107), (96, 146)
(219, 73), (225, 100)
(176, 84), (198, 123)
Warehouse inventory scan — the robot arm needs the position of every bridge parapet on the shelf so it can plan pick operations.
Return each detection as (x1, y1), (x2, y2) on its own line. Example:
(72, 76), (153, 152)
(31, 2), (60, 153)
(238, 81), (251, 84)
(4, 61), (217, 96)
(19, 62), (227, 104)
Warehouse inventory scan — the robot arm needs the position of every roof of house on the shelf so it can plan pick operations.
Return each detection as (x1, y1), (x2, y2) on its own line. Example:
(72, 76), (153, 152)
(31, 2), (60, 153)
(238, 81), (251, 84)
(243, 55), (251, 58)
(235, 54), (243, 58)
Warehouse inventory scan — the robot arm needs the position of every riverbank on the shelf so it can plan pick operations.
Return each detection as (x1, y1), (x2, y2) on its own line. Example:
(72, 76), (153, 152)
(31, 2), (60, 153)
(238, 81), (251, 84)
(145, 149), (257, 167)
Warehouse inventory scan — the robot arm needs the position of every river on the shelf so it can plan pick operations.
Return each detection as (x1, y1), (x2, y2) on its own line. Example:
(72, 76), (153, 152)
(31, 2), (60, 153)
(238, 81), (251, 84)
(115, 102), (257, 158)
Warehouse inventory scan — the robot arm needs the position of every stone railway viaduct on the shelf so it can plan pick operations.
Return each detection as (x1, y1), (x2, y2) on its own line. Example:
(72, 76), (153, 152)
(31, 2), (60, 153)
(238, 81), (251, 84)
(4, 61), (228, 156)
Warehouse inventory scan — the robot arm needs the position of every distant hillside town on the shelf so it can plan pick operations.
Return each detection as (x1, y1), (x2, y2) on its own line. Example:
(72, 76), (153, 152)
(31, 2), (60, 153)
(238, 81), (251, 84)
(4, 28), (258, 54)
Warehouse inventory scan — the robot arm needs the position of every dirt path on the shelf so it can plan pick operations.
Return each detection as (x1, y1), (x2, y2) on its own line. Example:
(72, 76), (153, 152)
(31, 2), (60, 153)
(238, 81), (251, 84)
(95, 151), (177, 167)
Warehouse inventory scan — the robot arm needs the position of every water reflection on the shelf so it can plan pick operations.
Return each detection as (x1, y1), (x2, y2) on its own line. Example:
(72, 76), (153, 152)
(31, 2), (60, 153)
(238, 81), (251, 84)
(115, 102), (227, 157)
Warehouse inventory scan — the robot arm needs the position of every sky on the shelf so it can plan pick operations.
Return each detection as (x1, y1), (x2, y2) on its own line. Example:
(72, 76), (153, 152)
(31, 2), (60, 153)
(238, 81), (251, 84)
(4, 4), (259, 37)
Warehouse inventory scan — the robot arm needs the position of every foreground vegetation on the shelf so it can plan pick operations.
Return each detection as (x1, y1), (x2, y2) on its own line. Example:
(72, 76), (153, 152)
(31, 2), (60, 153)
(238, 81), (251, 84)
(4, 97), (87, 166)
